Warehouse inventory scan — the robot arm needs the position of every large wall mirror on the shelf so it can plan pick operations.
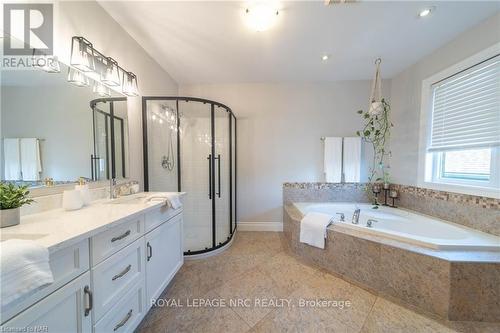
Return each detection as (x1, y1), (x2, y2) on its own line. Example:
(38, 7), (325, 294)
(1, 61), (129, 188)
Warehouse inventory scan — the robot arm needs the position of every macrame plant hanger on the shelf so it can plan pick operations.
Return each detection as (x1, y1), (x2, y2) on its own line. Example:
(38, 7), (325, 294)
(368, 58), (383, 116)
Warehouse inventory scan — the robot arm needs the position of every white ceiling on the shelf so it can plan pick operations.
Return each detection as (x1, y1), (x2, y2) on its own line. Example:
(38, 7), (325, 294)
(99, 1), (499, 84)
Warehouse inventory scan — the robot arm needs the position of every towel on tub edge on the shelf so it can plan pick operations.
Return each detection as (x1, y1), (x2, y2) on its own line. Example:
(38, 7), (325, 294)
(299, 212), (334, 249)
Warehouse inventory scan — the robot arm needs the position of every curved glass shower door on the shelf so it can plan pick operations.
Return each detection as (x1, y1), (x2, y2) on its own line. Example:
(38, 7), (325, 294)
(179, 100), (213, 253)
(144, 97), (236, 256)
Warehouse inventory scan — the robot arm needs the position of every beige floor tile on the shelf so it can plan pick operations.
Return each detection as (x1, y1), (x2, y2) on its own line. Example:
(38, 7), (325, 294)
(138, 290), (250, 333)
(360, 297), (457, 333)
(215, 268), (292, 327)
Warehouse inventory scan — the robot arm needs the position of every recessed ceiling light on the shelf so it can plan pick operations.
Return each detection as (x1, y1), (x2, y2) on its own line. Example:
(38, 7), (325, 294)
(322, 55), (329, 61)
(245, 4), (279, 32)
(418, 7), (434, 18)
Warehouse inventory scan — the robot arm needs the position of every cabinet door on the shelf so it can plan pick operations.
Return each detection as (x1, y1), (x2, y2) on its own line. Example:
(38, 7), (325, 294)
(145, 214), (183, 305)
(3, 272), (92, 333)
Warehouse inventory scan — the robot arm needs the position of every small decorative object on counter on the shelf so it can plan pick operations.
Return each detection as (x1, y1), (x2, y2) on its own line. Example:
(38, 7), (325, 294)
(389, 189), (398, 208)
(75, 177), (91, 206)
(62, 189), (84, 211)
(0, 183), (34, 228)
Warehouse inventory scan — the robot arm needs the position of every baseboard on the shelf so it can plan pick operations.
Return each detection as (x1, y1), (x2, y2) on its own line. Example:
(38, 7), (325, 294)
(237, 221), (283, 232)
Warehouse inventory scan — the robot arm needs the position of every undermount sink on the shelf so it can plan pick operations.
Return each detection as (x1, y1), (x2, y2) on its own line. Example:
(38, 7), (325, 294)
(106, 194), (149, 205)
(0, 233), (48, 242)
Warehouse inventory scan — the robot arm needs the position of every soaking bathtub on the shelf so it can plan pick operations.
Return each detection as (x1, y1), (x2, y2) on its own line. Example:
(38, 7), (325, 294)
(293, 202), (500, 251)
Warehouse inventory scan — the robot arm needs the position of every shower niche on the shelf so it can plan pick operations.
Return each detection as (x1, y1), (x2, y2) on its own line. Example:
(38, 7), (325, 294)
(143, 97), (236, 256)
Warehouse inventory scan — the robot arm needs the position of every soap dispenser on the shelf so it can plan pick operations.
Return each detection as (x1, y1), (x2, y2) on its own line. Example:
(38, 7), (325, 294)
(75, 177), (91, 206)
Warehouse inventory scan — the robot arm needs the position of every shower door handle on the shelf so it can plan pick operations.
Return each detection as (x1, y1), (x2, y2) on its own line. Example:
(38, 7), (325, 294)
(207, 154), (212, 199)
(215, 154), (221, 198)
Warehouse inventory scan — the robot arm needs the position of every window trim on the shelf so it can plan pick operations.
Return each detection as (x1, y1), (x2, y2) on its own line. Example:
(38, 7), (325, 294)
(418, 43), (500, 199)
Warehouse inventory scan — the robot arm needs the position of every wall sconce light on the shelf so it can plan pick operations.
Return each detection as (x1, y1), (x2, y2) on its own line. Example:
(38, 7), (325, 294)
(100, 57), (121, 86)
(68, 36), (139, 97)
(32, 49), (61, 73)
(70, 37), (95, 72)
(93, 81), (111, 97)
(67, 67), (90, 87)
(122, 71), (139, 96)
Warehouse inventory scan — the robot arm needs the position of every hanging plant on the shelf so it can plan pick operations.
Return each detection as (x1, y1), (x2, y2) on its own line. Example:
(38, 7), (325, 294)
(356, 59), (393, 204)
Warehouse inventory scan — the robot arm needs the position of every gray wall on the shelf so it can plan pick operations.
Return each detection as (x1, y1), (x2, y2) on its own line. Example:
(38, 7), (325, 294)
(389, 12), (500, 186)
(180, 81), (391, 223)
(55, 1), (179, 187)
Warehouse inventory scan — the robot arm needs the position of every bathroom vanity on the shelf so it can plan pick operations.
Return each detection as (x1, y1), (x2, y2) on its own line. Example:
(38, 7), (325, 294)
(0, 193), (183, 333)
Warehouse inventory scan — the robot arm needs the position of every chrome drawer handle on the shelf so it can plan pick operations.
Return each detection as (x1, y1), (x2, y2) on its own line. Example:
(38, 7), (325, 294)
(111, 230), (131, 243)
(112, 264), (131, 281)
(84, 286), (93, 317)
(113, 309), (133, 331)
(147, 242), (153, 261)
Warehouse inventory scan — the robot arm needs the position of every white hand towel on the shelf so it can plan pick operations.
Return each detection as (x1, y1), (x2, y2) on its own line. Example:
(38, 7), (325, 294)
(20, 138), (42, 181)
(3, 138), (21, 180)
(343, 137), (361, 183)
(0, 239), (54, 308)
(147, 193), (183, 209)
(165, 193), (182, 209)
(300, 212), (334, 249)
(324, 137), (342, 183)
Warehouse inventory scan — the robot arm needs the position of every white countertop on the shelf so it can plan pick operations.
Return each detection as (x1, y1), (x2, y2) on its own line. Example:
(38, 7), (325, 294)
(0, 192), (184, 253)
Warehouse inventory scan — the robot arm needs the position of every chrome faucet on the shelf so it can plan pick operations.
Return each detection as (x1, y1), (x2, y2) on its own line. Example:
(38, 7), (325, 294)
(366, 219), (378, 228)
(352, 208), (361, 224)
(109, 178), (117, 199)
(336, 213), (345, 222)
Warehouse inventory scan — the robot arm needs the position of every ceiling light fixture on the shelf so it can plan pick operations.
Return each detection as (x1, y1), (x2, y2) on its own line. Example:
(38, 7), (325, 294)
(322, 55), (329, 61)
(418, 7), (434, 18)
(245, 3), (279, 32)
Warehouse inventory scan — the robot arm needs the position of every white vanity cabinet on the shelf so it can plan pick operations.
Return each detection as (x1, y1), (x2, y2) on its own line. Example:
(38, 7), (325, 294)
(1, 201), (183, 333)
(4, 272), (92, 333)
(145, 213), (183, 303)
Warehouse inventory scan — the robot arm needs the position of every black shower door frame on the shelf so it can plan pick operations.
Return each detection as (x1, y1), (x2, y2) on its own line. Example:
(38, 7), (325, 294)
(142, 96), (237, 256)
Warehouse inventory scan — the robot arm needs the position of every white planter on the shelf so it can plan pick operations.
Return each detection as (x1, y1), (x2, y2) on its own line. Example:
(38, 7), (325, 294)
(0, 207), (20, 228)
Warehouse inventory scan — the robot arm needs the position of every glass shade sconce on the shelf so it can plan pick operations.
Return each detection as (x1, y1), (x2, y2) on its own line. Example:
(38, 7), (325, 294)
(122, 71), (139, 96)
(93, 81), (111, 97)
(32, 49), (61, 73)
(70, 37), (95, 72)
(67, 67), (90, 87)
(68, 36), (139, 97)
(100, 57), (121, 86)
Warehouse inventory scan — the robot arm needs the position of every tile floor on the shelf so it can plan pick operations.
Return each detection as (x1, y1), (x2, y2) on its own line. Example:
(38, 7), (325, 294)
(136, 232), (500, 333)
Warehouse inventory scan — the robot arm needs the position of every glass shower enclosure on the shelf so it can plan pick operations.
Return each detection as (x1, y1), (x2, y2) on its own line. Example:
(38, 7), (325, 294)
(143, 97), (237, 256)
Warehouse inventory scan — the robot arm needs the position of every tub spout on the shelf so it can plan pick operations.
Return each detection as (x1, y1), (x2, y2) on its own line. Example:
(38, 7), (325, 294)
(352, 208), (360, 224)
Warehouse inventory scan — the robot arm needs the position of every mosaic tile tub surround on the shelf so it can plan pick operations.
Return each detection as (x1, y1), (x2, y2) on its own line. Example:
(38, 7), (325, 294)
(282, 204), (500, 322)
(283, 182), (500, 236)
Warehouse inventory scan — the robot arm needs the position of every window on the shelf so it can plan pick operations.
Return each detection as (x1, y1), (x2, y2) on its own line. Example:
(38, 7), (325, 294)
(425, 54), (500, 193)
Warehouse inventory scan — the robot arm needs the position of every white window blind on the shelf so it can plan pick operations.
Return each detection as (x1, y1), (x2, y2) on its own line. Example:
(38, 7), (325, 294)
(428, 55), (500, 152)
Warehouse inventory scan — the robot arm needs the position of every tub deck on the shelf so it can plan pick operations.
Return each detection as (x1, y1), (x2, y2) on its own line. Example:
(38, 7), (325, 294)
(283, 203), (500, 322)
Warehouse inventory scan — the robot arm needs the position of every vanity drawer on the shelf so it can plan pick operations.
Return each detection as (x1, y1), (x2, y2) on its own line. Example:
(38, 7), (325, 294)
(145, 205), (182, 232)
(94, 279), (146, 333)
(92, 237), (145, 321)
(91, 214), (144, 266)
(1, 240), (90, 324)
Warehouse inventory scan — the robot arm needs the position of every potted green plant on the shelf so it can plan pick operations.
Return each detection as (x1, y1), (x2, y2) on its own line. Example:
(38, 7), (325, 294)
(0, 183), (34, 228)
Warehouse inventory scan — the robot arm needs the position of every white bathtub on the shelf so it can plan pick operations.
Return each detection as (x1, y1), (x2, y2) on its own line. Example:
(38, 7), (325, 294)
(293, 202), (500, 251)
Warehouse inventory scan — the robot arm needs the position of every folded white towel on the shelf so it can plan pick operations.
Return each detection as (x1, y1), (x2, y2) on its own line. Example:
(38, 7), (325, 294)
(147, 193), (183, 209)
(0, 239), (54, 308)
(165, 193), (182, 209)
(3, 138), (21, 180)
(20, 138), (42, 181)
(300, 212), (334, 249)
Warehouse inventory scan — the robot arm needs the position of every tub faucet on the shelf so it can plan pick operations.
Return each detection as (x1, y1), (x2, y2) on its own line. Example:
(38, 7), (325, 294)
(336, 213), (345, 222)
(366, 219), (378, 228)
(109, 178), (117, 199)
(352, 208), (360, 224)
